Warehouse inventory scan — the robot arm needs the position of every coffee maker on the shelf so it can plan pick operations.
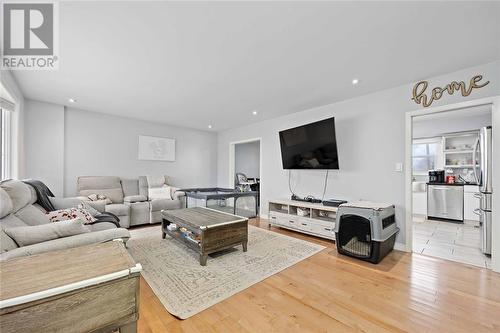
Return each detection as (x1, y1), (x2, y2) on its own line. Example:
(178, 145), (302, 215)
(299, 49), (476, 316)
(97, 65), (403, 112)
(428, 170), (445, 183)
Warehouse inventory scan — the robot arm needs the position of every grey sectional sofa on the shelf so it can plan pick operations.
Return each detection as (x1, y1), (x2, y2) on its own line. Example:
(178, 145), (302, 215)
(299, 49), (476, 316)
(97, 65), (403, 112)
(138, 175), (185, 223)
(0, 180), (130, 261)
(76, 175), (185, 228)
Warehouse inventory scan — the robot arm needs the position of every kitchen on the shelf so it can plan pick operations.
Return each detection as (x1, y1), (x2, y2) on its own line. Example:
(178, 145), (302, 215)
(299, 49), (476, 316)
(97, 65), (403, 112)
(411, 105), (492, 268)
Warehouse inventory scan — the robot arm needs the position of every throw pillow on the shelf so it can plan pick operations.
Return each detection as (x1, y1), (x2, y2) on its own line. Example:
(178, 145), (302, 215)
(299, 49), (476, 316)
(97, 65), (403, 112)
(47, 208), (97, 224)
(148, 185), (172, 200)
(4, 218), (91, 247)
(87, 194), (112, 204)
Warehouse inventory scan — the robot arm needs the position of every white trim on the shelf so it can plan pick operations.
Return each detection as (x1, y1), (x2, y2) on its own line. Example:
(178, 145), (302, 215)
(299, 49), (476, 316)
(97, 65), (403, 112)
(412, 136), (442, 144)
(0, 71), (23, 179)
(1, 107), (12, 179)
(130, 263), (143, 274)
(229, 144), (235, 188)
(394, 242), (406, 252)
(491, 97), (500, 273)
(164, 206), (247, 228)
(228, 137), (262, 186)
(0, 98), (15, 112)
(228, 137), (262, 211)
(0, 264), (142, 309)
(202, 219), (248, 229)
(202, 206), (248, 222)
(404, 110), (413, 252)
(405, 96), (500, 273)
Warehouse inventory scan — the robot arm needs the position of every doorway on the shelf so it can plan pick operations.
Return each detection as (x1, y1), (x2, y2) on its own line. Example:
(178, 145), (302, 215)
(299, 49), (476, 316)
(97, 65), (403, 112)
(405, 96), (500, 273)
(411, 106), (491, 268)
(224, 138), (262, 218)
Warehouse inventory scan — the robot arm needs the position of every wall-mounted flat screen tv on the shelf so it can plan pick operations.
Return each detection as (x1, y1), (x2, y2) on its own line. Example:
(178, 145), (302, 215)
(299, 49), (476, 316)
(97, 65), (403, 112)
(279, 117), (339, 169)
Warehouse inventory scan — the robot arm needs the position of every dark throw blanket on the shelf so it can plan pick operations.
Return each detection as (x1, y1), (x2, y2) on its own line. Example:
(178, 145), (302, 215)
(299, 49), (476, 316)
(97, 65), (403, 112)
(23, 179), (121, 228)
(23, 179), (56, 211)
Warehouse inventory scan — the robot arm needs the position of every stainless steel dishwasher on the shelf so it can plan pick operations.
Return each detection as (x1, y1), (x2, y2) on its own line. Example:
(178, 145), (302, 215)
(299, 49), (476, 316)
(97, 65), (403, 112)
(427, 184), (464, 222)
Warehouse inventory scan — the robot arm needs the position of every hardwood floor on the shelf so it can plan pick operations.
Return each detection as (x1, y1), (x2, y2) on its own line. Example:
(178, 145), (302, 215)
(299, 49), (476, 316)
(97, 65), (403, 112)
(137, 218), (500, 333)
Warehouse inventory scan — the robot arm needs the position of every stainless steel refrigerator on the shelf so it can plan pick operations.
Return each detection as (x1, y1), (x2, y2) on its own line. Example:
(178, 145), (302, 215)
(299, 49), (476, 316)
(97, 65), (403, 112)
(474, 126), (492, 255)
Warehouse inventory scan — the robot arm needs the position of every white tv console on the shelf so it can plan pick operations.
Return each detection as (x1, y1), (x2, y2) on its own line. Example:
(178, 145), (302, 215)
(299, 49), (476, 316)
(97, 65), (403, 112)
(268, 199), (337, 240)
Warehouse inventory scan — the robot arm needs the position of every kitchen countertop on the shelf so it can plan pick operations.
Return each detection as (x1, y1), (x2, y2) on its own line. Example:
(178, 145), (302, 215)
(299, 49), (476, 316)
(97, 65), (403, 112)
(426, 182), (476, 186)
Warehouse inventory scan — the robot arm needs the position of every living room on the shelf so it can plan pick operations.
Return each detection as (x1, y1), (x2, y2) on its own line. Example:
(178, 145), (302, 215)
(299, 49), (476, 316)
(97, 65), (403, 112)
(1, 1), (500, 332)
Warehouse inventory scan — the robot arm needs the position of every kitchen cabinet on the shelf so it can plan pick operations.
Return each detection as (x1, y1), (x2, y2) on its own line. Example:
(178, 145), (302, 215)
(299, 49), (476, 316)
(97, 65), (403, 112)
(464, 185), (480, 222)
(443, 131), (479, 183)
(412, 191), (427, 215)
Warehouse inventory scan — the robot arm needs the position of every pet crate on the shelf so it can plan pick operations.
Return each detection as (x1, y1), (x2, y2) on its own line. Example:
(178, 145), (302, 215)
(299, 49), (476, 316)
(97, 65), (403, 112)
(334, 202), (399, 264)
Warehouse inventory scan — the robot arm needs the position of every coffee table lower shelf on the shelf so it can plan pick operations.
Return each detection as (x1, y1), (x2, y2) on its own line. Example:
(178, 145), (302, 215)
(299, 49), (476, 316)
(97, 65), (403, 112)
(162, 228), (201, 253)
(162, 208), (249, 266)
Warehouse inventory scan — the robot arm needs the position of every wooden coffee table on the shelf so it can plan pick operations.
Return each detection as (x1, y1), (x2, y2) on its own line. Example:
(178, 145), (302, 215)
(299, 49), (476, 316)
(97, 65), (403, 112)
(0, 241), (141, 333)
(162, 207), (248, 266)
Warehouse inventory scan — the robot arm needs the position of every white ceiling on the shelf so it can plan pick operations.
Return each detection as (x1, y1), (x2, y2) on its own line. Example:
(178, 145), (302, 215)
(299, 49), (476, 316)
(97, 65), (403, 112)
(11, 1), (500, 131)
(413, 104), (492, 122)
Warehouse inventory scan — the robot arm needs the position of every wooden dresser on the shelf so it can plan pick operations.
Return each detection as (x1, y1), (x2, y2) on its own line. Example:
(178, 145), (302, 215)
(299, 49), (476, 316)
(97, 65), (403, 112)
(0, 241), (141, 333)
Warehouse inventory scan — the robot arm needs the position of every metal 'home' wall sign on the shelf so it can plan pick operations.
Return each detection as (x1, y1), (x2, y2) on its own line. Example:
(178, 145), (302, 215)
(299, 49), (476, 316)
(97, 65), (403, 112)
(411, 74), (490, 108)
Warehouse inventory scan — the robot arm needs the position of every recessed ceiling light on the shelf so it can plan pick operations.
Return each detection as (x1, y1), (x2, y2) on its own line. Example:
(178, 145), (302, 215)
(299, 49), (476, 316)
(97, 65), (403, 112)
(252, 110), (258, 115)
(68, 98), (77, 103)
(352, 78), (359, 85)
(208, 125), (212, 129)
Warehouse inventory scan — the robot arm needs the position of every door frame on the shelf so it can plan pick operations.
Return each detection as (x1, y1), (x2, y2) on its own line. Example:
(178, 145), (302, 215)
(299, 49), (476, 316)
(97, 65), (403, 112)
(228, 137), (263, 214)
(404, 96), (500, 272)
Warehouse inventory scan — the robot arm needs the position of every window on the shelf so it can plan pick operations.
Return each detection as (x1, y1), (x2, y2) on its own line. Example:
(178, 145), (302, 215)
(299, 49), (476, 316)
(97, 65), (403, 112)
(412, 138), (442, 175)
(1, 98), (14, 180)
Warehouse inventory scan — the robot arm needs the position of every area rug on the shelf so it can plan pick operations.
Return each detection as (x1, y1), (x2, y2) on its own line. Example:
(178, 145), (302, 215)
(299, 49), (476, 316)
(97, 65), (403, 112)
(127, 225), (325, 319)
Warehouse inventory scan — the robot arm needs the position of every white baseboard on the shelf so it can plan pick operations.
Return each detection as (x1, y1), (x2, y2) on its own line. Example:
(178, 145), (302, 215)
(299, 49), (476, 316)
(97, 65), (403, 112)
(394, 242), (409, 252)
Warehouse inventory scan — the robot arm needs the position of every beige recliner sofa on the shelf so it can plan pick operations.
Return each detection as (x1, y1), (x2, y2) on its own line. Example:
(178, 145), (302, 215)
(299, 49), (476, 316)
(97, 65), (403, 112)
(0, 180), (130, 261)
(77, 176), (184, 227)
(138, 175), (185, 223)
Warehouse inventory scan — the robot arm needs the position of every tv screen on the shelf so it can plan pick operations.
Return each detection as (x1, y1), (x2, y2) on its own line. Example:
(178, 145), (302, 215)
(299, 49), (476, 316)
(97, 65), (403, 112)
(279, 117), (339, 169)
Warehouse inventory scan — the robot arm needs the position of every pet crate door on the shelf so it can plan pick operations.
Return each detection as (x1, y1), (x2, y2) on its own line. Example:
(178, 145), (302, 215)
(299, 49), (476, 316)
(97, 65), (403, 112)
(337, 214), (372, 258)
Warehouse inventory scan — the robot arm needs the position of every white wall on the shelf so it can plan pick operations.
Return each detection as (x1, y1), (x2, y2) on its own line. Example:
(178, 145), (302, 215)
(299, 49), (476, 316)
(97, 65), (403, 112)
(63, 108), (218, 196)
(216, 60), (500, 246)
(235, 141), (260, 178)
(24, 100), (65, 196)
(23, 103), (218, 196)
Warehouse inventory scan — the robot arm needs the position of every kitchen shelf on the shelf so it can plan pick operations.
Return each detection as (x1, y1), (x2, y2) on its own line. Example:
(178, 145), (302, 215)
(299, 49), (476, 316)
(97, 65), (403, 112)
(444, 149), (474, 154)
(442, 131), (479, 184)
(443, 131), (478, 150)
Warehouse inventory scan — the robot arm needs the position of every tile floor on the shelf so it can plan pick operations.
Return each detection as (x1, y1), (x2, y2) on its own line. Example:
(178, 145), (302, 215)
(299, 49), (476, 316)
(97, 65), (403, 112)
(413, 215), (491, 268)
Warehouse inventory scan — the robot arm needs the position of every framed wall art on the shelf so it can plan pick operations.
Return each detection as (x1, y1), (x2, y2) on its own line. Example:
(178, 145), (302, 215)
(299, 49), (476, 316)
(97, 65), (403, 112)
(138, 135), (176, 161)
